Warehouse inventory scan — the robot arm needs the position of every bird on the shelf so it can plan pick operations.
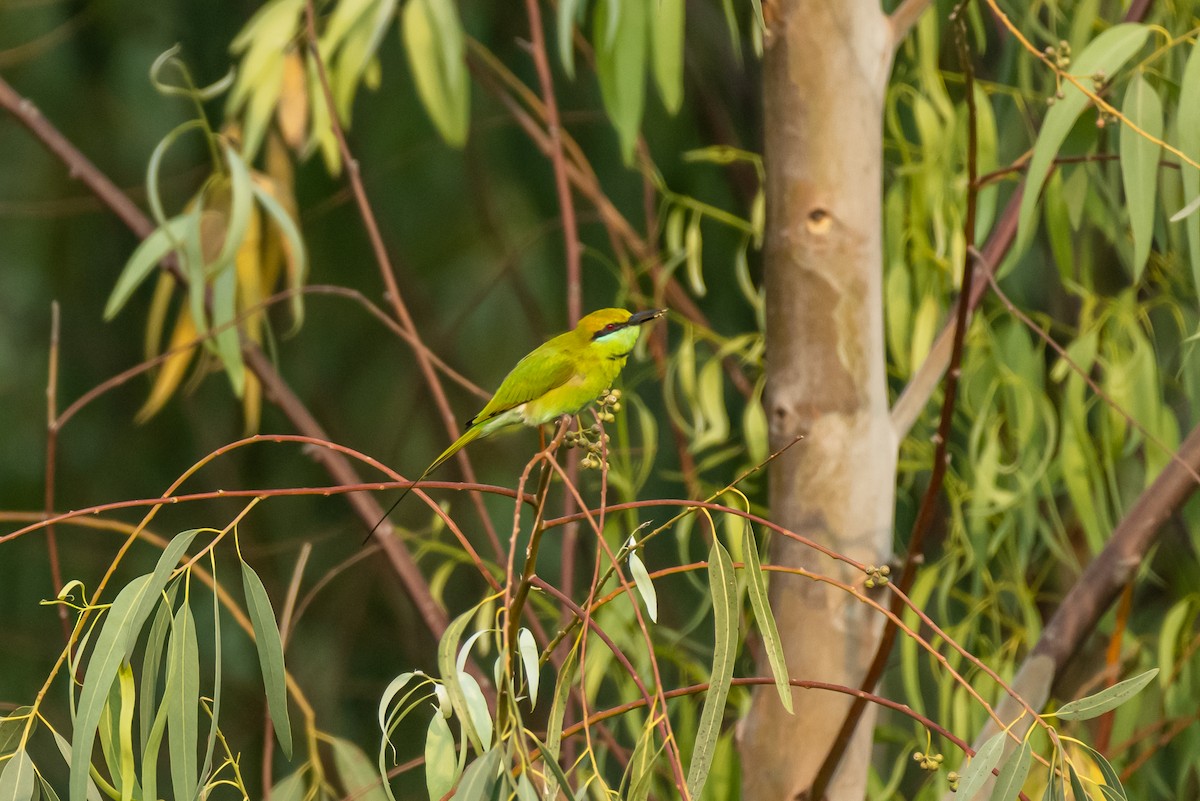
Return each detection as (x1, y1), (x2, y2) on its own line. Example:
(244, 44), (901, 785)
(365, 307), (667, 541)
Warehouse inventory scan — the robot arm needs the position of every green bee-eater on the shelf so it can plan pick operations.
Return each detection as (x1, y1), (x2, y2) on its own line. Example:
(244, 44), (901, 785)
(368, 307), (666, 538)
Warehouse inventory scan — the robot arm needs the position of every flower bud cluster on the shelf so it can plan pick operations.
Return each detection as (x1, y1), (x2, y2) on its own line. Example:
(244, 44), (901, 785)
(563, 389), (623, 469)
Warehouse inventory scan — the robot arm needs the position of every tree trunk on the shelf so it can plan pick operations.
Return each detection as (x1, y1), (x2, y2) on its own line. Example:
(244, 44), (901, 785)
(740, 2), (895, 799)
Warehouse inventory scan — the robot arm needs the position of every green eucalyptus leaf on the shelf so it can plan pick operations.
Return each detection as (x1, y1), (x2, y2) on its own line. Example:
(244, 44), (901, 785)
(650, 0), (684, 114)
(1178, 39), (1200, 295)
(424, 712), (457, 801)
(628, 551), (658, 623)
(402, 0), (470, 147)
(331, 736), (389, 801)
(741, 524), (791, 713)
(166, 602), (199, 801)
(1016, 23), (1151, 253)
(1119, 73), (1162, 280)
(1051, 668), (1158, 720)
(240, 559), (293, 758)
(452, 747), (500, 801)
(956, 731), (1007, 801)
(0, 749), (35, 801)
(988, 738), (1032, 801)
(686, 538), (738, 799)
(593, 0), (647, 163)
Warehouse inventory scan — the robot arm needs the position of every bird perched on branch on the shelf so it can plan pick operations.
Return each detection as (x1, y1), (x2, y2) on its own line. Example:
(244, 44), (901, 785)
(366, 307), (667, 541)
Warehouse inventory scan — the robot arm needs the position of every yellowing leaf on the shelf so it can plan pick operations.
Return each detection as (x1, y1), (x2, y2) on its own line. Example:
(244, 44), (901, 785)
(276, 51), (310, 152)
(137, 311), (199, 424)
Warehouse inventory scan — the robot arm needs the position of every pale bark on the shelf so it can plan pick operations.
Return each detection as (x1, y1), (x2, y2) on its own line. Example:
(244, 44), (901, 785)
(740, 2), (897, 799)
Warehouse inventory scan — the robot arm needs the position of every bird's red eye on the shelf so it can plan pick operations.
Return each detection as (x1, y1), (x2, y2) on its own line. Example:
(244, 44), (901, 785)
(605, 323), (617, 331)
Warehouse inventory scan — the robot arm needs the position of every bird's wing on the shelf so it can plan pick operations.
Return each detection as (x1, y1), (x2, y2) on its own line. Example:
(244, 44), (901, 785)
(468, 337), (577, 426)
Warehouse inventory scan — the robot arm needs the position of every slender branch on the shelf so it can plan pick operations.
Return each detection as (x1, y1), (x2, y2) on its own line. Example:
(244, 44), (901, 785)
(522, 0), (581, 325)
(301, 0), (503, 559)
(0, 55), (468, 653)
(43, 300), (70, 648)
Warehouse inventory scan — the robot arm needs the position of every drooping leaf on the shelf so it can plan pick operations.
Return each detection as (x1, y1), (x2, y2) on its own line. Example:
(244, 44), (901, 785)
(1051, 668), (1159, 720)
(1077, 742), (1127, 800)
(457, 672), (492, 751)
(517, 628), (541, 707)
(542, 646), (578, 801)
(989, 738), (1032, 801)
(116, 664), (136, 801)
(451, 747), (500, 801)
(269, 769), (309, 801)
(71, 575), (156, 801)
(166, 602), (199, 801)
(741, 525), (791, 713)
(198, 556), (223, 791)
(686, 538), (739, 799)
(1119, 73), (1163, 280)
(250, 179), (307, 333)
(0, 748), (35, 801)
(1016, 23), (1151, 253)
(52, 729), (100, 801)
(139, 583), (179, 748)
(402, 0), (470, 147)
(0, 708), (32, 757)
(424, 711), (457, 801)
(240, 560), (293, 758)
(628, 551), (658, 623)
(593, 0), (648, 163)
(557, 0), (584, 78)
(331, 736), (389, 801)
(1178, 39), (1200, 295)
(650, 0), (684, 114)
(436, 606), (486, 754)
(137, 304), (199, 424)
(105, 214), (198, 320)
(956, 731), (1007, 801)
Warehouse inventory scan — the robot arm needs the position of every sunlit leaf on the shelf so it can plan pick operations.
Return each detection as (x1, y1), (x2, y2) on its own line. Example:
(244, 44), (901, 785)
(628, 551), (658, 623)
(517, 628), (540, 707)
(437, 606), (486, 754)
(116, 664), (136, 801)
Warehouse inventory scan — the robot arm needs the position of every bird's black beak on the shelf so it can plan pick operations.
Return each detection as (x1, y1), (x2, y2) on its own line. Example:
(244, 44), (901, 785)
(628, 308), (667, 326)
